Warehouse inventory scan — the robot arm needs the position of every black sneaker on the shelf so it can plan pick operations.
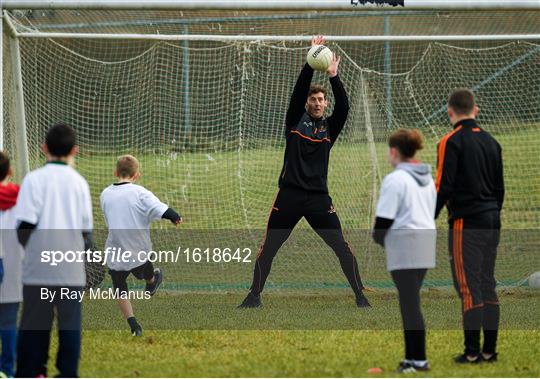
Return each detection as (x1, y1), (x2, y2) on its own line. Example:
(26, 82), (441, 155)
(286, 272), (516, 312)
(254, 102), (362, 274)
(356, 293), (371, 308)
(131, 323), (143, 337)
(396, 361), (430, 373)
(454, 353), (482, 364)
(237, 292), (262, 308)
(482, 352), (498, 363)
(145, 268), (163, 296)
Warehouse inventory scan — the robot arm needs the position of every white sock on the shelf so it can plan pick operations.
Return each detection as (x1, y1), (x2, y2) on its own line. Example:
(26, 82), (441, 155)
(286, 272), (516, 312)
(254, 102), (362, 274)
(404, 359), (428, 367)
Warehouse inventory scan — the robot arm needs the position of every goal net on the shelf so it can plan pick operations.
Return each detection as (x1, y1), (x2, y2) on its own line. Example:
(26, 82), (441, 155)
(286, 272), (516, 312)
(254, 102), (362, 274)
(2, 8), (540, 293)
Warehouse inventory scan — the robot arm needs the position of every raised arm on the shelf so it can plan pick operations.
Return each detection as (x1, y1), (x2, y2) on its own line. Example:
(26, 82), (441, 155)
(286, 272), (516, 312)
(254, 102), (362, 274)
(326, 55), (349, 144)
(285, 64), (314, 131)
(285, 36), (324, 132)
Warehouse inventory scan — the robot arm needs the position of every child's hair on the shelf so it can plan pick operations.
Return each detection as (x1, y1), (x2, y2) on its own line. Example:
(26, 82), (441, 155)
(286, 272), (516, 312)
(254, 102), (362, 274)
(388, 129), (424, 159)
(45, 123), (77, 157)
(116, 155), (140, 178)
(0, 151), (10, 182)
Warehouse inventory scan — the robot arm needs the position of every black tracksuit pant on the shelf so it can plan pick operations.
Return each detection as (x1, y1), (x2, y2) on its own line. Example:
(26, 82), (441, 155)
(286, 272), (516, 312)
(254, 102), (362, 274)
(16, 285), (82, 378)
(449, 210), (501, 356)
(250, 187), (365, 297)
(391, 269), (428, 361)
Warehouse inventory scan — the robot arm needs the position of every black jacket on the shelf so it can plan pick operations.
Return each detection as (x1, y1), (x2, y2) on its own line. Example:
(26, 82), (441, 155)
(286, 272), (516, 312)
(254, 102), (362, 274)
(435, 119), (505, 220)
(278, 64), (349, 193)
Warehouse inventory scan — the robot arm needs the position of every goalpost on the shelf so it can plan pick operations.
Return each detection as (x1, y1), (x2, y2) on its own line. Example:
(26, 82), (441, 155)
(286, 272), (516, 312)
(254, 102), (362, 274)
(2, 0), (539, 292)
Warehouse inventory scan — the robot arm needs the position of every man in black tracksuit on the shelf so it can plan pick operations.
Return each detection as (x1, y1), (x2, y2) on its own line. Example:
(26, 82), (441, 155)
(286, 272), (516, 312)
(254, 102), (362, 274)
(436, 89), (505, 364)
(238, 36), (370, 308)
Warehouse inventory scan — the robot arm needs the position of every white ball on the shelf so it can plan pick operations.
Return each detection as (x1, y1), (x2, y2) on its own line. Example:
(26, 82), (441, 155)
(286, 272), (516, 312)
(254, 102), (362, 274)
(307, 45), (333, 72)
(528, 271), (540, 289)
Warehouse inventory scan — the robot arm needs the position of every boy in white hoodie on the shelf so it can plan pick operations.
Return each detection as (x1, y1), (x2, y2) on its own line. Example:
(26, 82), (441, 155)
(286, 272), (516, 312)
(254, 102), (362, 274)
(100, 155), (182, 337)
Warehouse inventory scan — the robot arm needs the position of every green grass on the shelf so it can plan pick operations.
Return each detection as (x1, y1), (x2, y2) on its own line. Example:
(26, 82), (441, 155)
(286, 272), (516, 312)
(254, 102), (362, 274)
(81, 289), (539, 330)
(50, 330), (537, 377)
(42, 290), (539, 377)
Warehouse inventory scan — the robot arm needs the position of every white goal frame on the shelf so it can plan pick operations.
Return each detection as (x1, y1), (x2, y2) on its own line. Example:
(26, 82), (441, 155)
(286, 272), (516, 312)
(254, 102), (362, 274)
(2, 0), (540, 11)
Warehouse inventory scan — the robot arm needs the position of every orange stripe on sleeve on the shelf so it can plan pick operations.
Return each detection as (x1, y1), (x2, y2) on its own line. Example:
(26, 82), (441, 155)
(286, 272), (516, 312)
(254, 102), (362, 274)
(435, 126), (462, 192)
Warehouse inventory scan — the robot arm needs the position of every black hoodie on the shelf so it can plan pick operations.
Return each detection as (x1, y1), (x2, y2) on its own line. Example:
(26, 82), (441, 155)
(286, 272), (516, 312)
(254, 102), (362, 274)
(278, 64), (350, 194)
(435, 119), (505, 220)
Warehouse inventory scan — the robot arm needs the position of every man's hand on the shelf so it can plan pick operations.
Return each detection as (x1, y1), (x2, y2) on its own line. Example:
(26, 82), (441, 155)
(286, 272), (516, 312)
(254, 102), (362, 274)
(311, 35), (325, 47)
(327, 53), (340, 78)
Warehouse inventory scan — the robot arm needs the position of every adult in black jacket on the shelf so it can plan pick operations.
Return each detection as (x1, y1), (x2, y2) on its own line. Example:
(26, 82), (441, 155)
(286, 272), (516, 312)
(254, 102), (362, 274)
(436, 89), (504, 364)
(238, 36), (370, 309)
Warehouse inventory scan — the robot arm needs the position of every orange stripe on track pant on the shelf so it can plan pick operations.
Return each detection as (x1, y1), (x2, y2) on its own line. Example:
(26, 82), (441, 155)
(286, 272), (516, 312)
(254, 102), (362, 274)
(453, 219), (474, 312)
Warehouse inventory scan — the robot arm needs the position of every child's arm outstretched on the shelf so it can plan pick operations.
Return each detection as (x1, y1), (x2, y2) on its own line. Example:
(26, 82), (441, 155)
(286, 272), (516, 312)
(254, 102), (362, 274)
(161, 207), (182, 225)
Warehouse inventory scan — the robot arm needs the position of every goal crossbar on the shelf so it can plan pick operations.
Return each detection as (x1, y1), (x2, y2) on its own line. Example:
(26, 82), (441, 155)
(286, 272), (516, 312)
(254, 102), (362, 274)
(2, 0), (540, 11)
(8, 32), (540, 42)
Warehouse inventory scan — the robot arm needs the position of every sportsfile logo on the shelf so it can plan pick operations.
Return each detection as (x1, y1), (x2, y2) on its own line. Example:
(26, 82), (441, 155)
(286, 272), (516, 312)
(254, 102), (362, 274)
(350, 0), (404, 7)
(40, 246), (253, 266)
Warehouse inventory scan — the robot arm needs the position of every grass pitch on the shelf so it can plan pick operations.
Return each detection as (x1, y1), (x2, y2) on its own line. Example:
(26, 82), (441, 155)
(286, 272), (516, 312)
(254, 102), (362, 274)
(72, 330), (539, 377)
(44, 290), (539, 377)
